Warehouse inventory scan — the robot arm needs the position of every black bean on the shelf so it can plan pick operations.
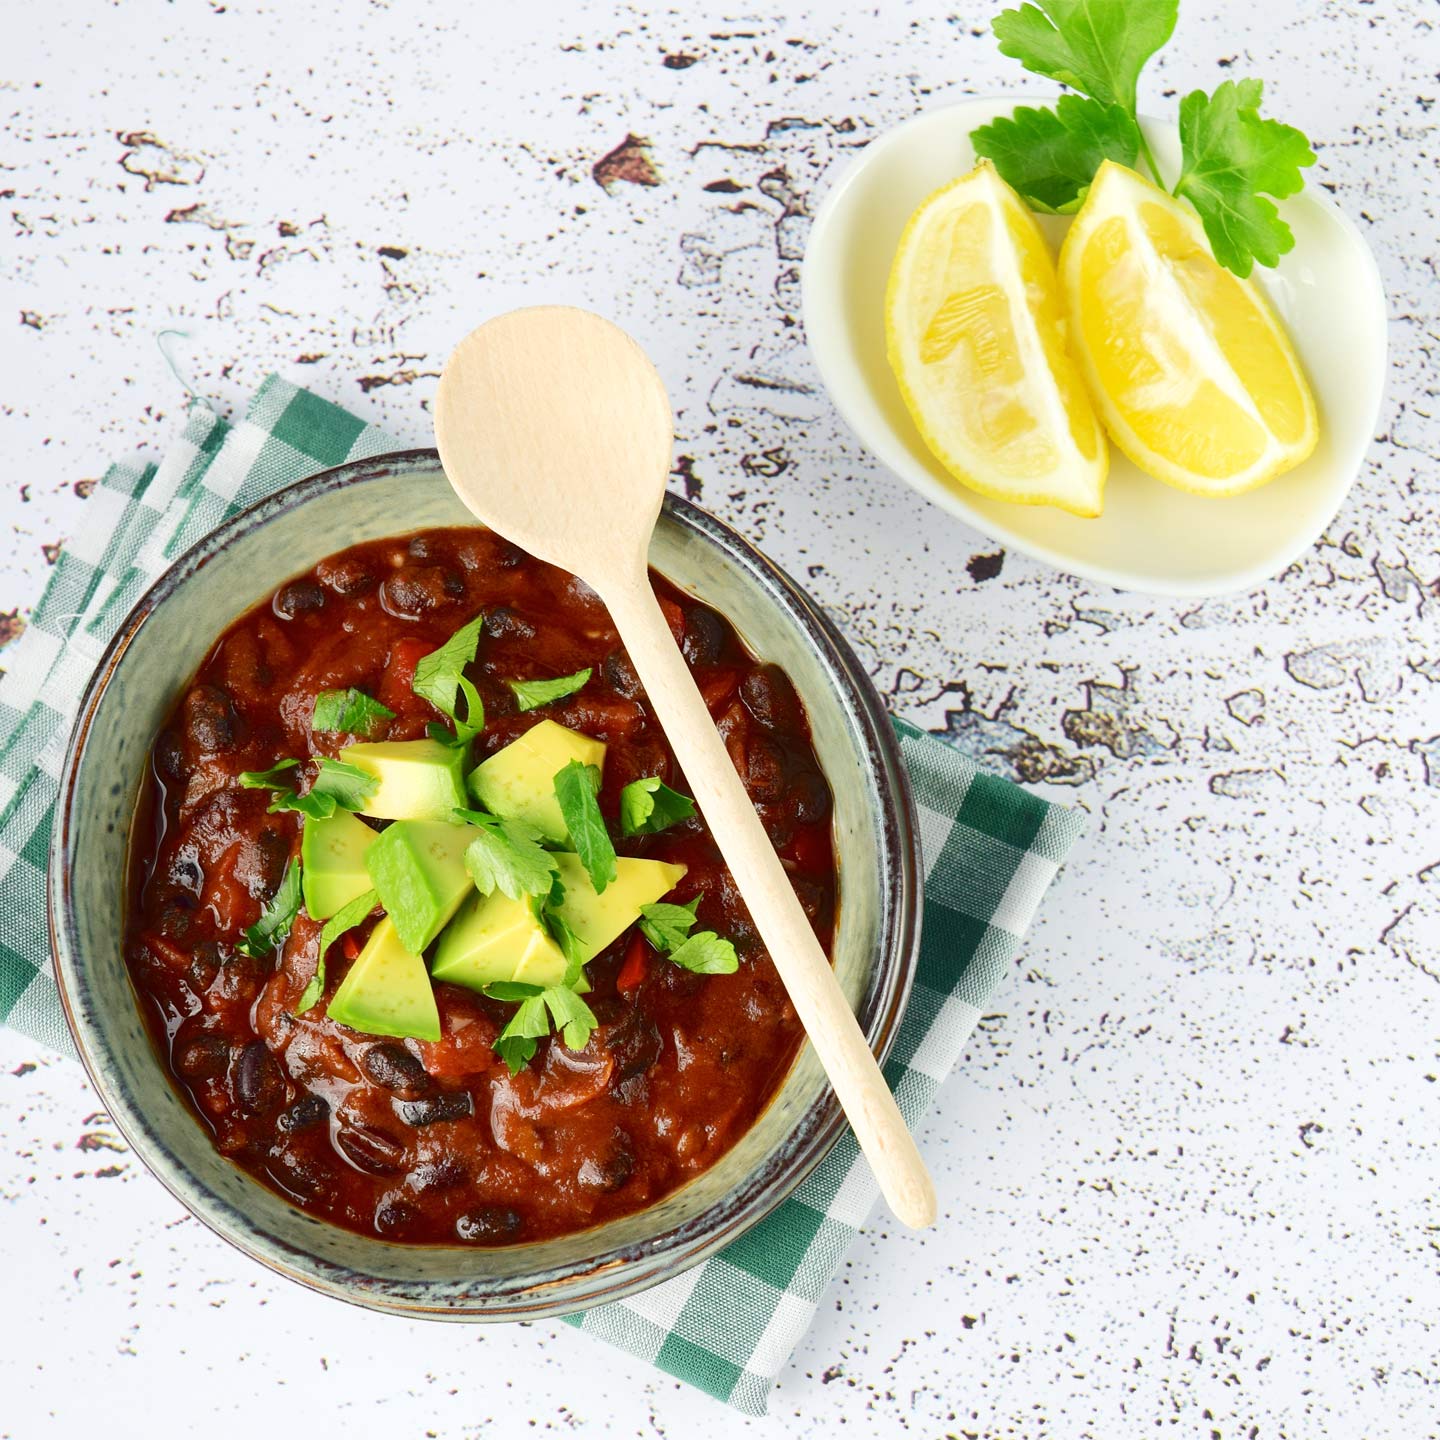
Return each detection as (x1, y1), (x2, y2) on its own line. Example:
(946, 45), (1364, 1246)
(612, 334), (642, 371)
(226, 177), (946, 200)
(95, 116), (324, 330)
(577, 1134), (634, 1194)
(182, 683), (238, 753)
(741, 735), (788, 803)
(410, 1156), (468, 1192)
(187, 940), (222, 992)
(155, 730), (186, 785)
(740, 664), (802, 732)
(359, 1043), (431, 1099)
(273, 580), (326, 620)
(236, 826), (290, 899)
(334, 1123), (406, 1175)
(763, 808), (794, 850)
(315, 555), (374, 596)
(175, 1033), (230, 1080)
(681, 606), (726, 667)
(792, 877), (826, 927)
(601, 648), (643, 699)
(374, 1196), (418, 1236)
(276, 1093), (330, 1134)
(155, 895), (197, 943)
(606, 1009), (662, 1083)
(790, 767), (831, 824)
(455, 1207), (524, 1242)
(485, 606), (536, 641)
(268, 1149), (331, 1201)
(232, 1040), (285, 1116)
(380, 565), (461, 617)
(396, 1091), (473, 1127)
(167, 853), (202, 892)
(406, 534), (440, 561)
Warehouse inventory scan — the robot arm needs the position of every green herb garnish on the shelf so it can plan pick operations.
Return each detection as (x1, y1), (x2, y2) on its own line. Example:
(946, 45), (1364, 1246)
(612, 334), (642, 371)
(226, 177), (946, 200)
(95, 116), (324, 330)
(667, 931), (741, 975)
(971, 0), (1315, 275)
(552, 760), (616, 895)
(412, 613), (486, 744)
(970, 96), (1140, 214)
(491, 984), (599, 1073)
(239, 755), (374, 818)
(507, 668), (591, 712)
(1173, 79), (1316, 276)
(296, 888), (378, 1014)
(311, 688), (395, 737)
(266, 788), (340, 821)
(638, 896), (739, 975)
(619, 776), (696, 837)
(453, 807), (558, 901)
(311, 757), (378, 811)
(238, 758), (300, 789)
(236, 858), (302, 960)
(637, 896), (702, 952)
(483, 980), (544, 1003)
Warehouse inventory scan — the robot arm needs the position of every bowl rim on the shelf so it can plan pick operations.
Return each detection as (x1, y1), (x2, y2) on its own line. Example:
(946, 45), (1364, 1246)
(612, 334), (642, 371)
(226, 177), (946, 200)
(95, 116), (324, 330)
(48, 446), (923, 1320)
(801, 92), (1390, 599)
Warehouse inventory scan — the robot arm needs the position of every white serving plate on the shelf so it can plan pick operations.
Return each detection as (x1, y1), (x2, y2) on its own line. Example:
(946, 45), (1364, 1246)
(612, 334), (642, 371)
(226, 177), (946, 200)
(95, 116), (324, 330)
(802, 96), (1389, 598)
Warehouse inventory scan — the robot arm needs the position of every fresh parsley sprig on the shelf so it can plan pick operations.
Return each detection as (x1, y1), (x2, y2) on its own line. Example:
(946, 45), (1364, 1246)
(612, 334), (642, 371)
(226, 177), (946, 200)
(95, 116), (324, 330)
(619, 776), (696, 837)
(240, 756), (377, 819)
(312, 688), (394, 738)
(637, 896), (739, 975)
(553, 760), (617, 895)
(971, 0), (1316, 275)
(296, 888), (378, 1014)
(452, 806), (559, 901)
(236, 858), (303, 960)
(412, 613), (486, 746)
(508, 668), (591, 712)
(488, 980), (599, 1073)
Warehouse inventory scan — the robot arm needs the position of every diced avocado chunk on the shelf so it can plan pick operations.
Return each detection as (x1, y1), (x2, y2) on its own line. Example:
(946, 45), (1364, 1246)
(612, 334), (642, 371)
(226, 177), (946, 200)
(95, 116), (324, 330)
(327, 916), (440, 1041)
(431, 890), (569, 992)
(300, 809), (378, 920)
(467, 720), (605, 843)
(552, 851), (687, 961)
(365, 819), (478, 954)
(340, 739), (468, 822)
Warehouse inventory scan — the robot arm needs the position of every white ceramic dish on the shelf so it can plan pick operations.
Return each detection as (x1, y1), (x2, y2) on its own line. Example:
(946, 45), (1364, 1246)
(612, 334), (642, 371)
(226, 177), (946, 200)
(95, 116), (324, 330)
(802, 96), (1389, 598)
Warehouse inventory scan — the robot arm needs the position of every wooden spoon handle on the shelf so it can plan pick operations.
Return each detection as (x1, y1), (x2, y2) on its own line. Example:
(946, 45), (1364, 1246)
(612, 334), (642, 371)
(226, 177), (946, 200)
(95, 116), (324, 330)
(604, 575), (937, 1230)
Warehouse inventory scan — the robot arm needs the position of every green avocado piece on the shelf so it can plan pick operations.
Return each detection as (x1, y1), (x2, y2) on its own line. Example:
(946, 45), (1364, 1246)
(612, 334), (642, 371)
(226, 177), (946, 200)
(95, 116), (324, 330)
(327, 916), (440, 1041)
(340, 739), (468, 822)
(300, 809), (378, 920)
(430, 890), (570, 992)
(365, 819), (477, 954)
(467, 719), (605, 843)
(551, 851), (688, 960)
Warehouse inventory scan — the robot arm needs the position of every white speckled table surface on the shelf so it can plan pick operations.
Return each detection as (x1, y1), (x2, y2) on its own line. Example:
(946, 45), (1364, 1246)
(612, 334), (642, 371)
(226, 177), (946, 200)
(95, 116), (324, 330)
(4, 1), (1437, 1434)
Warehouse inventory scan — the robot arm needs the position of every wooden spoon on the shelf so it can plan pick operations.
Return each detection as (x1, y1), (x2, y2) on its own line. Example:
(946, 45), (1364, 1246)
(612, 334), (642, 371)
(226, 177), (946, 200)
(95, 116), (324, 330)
(434, 306), (936, 1229)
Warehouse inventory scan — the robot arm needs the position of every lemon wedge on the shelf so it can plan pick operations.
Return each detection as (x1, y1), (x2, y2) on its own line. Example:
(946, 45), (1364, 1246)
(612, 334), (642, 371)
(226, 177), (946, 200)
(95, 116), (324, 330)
(1058, 160), (1318, 497)
(886, 161), (1107, 517)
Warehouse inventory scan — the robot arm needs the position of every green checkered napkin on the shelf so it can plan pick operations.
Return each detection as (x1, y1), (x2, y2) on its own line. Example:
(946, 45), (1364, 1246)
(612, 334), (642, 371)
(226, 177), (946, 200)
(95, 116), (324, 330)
(0, 377), (1084, 1414)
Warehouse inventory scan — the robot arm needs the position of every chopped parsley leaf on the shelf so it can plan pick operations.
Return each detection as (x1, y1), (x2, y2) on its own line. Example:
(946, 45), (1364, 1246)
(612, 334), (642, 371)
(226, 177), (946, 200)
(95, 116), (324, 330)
(296, 888), (378, 1014)
(311, 688), (395, 738)
(508, 668), (591, 712)
(412, 613), (486, 744)
(552, 760), (616, 895)
(619, 775), (696, 837)
(236, 858), (302, 960)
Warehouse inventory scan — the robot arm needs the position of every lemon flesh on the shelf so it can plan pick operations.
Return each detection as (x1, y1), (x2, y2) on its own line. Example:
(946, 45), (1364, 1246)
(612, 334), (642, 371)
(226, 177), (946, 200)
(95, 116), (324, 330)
(886, 161), (1107, 518)
(1058, 160), (1319, 498)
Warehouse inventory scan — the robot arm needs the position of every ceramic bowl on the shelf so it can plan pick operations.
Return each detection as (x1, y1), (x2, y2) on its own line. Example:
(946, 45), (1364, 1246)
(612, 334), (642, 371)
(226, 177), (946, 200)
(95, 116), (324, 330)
(48, 449), (921, 1320)
(802, 96), (1389, 597)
